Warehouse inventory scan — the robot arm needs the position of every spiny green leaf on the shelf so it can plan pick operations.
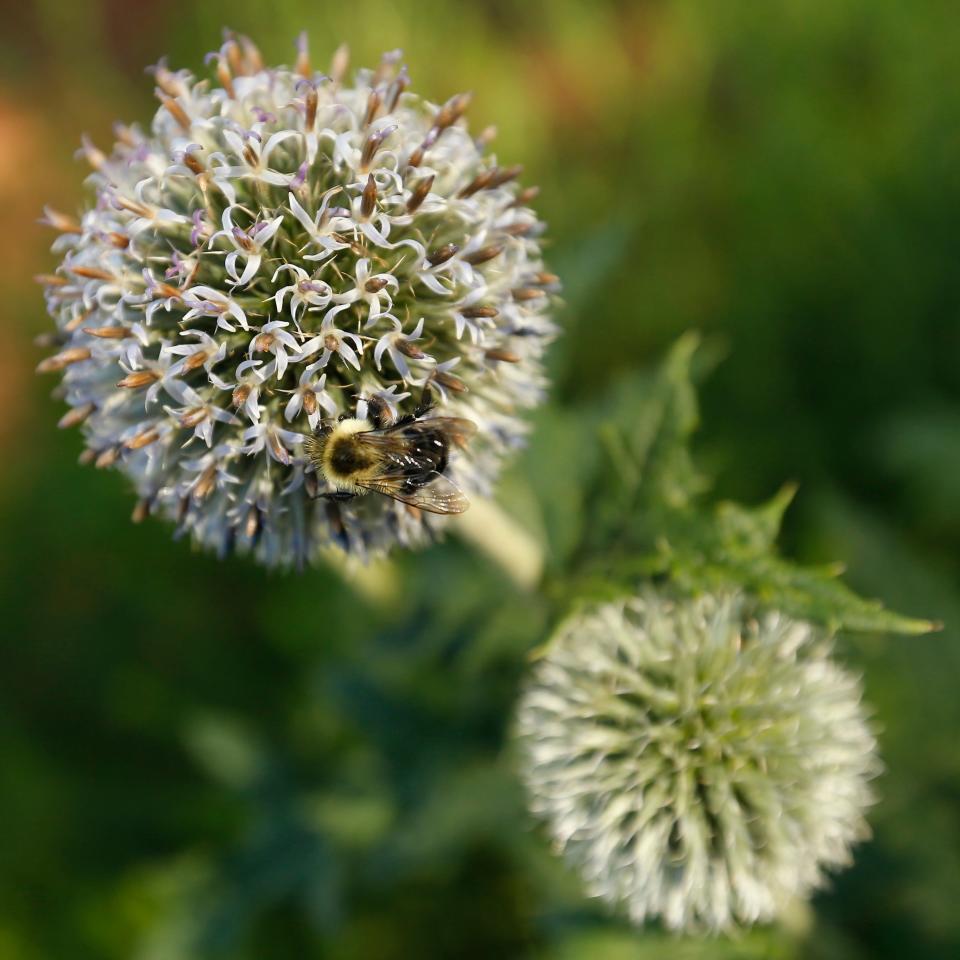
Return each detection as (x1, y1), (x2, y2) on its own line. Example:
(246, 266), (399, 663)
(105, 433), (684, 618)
(651, 512), (937, 635)
(565, 338), (936, 635)
(612, 331), (703, 508)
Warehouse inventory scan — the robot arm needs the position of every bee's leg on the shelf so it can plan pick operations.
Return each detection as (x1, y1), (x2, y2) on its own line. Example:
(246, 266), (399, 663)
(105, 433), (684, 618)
(303, 474), (355, 504)
(320, 490), (356, 503)
(325, 500), (350, 551)
(392, 397), (436, 429)
(413, 396), (436, 419)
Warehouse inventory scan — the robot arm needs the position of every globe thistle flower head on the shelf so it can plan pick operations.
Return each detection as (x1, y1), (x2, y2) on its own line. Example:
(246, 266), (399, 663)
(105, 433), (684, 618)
(515, 592), (878, 932)
(37, 34), (556, 567)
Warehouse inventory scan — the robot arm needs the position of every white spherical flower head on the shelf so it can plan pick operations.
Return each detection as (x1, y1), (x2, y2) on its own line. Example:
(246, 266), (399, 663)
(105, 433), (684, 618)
(37, 35), (556, 567)
(515, 593), (878, 932)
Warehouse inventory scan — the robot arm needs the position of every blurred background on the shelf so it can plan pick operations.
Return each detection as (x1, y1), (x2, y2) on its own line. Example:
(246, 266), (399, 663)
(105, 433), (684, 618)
(1, 1), (959, 957)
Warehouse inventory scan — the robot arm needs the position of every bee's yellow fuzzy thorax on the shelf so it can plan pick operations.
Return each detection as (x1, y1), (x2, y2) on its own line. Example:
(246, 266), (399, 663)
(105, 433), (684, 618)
(317, 418), (379, 492)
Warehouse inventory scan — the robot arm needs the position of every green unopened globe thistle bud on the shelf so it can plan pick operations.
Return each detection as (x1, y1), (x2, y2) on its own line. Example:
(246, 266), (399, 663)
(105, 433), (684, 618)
(37, 34), (556, 567)
(515, 593), (878, 932)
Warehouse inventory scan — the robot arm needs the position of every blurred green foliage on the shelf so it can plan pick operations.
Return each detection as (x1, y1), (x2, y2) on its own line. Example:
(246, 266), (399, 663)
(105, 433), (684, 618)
(0, 1), (958, 958)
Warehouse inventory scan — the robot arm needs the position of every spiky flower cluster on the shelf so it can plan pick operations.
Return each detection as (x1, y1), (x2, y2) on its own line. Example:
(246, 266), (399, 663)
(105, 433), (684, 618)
(37, 35), (555, 566)
(515, 592), (878, 932)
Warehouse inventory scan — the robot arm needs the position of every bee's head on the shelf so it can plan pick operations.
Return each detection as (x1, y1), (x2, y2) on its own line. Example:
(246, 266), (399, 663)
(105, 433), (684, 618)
(364, 394), (393, 430)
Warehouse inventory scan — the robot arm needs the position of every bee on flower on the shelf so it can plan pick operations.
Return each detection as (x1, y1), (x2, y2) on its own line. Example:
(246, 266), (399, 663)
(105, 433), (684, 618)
(37, 32), (557, 567)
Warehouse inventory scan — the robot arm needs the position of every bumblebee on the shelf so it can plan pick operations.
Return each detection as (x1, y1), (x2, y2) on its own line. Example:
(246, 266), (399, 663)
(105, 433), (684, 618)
(304, 406), (476, 515)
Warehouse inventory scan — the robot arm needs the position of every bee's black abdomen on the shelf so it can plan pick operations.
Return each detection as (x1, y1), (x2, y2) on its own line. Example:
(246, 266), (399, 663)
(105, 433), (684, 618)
(401, 427), (449, 489)
(430, 431), (450, 478)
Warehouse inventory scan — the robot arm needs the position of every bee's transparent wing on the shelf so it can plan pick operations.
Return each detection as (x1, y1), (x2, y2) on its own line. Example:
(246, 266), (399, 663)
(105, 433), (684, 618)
(351, 418), (474, 469)
(356, 472), (470, 515)
(389, 416), (476, 448)
(345, 416), (476, 513)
